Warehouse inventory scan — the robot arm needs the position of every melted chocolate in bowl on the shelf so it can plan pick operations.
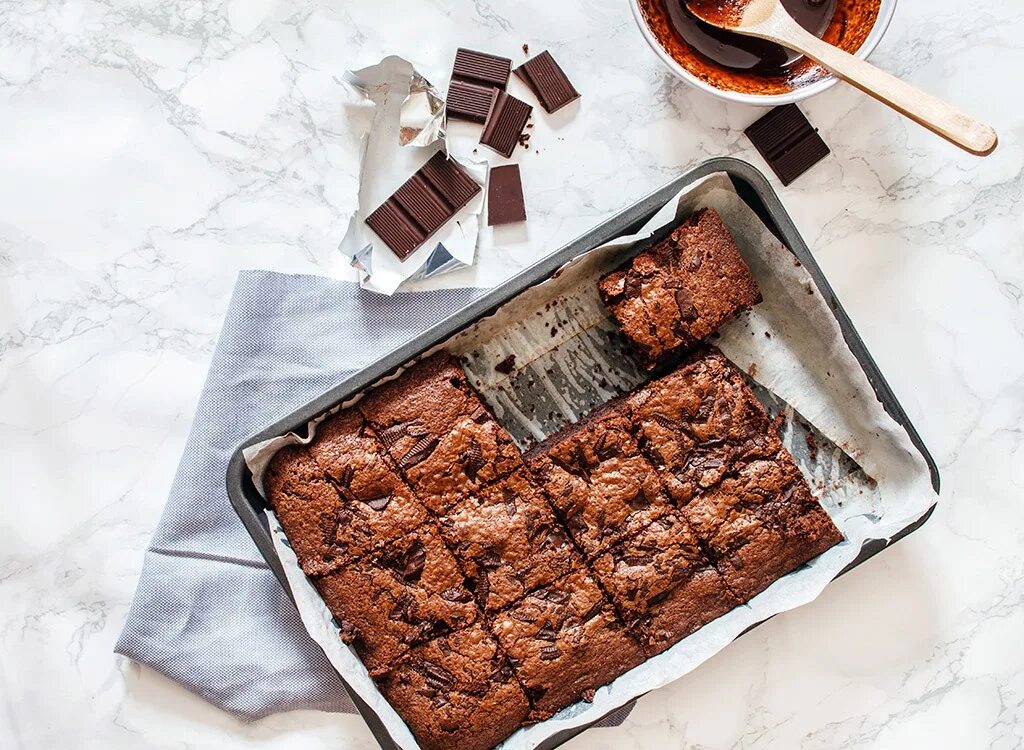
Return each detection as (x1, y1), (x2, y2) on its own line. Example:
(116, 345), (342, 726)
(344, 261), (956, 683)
(638, 0), (881, 95)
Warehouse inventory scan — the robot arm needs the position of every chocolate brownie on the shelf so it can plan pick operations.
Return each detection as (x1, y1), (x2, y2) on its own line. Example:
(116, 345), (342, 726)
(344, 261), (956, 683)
(375, 624), (530, 750)
(314, 523), (477, 676)
(438, 473), (581, 613)
(598, 208), (761, 370)
(403, 412), (523, 515)
(627, 348), (781, 503)
(590, 512), (739, 656)
(491, 568), (645, 719)
(359, 352), (520, 513)
(526, 402), (671, 559)
(682, 456), (843, 601)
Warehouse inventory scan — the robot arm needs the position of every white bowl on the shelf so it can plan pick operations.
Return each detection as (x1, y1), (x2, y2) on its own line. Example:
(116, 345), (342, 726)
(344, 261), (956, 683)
(629, 0), (898, 106)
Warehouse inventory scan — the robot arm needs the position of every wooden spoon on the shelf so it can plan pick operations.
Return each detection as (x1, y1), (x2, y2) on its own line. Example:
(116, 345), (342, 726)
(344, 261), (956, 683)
(686, 0), (998, 156)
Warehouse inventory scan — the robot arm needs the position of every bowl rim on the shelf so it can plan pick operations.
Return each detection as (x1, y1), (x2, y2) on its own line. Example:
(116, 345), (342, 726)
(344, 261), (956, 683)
(628, 0), (898, 106)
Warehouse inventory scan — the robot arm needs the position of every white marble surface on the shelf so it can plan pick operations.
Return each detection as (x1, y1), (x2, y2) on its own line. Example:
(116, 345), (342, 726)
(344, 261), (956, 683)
(1, 0), (1022, 748)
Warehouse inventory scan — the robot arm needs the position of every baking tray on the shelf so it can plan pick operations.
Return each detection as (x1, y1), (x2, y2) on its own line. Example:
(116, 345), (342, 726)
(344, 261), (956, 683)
(226, 156), (940, 750)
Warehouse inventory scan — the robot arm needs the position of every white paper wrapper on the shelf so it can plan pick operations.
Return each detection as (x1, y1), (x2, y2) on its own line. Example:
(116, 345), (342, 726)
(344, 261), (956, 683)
(340, 56), (484, 296)
(245, 172), (936, 750)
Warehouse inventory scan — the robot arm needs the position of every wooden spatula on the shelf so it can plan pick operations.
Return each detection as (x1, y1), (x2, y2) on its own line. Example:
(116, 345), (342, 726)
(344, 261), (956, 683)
(686, 0), (998, 156)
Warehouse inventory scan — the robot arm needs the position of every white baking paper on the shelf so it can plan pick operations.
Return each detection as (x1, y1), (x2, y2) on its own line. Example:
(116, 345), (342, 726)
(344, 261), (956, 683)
(245, 172), (936, 750)
(340, 56), (484, 296)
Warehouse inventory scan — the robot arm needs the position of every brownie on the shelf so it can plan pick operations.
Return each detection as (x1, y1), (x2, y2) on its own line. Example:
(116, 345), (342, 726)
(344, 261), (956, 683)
(591, 512), (739, 656)
(682, 456), (843, 601)
(598, 208), (761, 370)
(358, 352), (480, 467)
(491, 567), (645, 719)
(403, 412), (523, 514)
(627, 348), (781, 503)
(375, 625), (530, 750)
(526, 402), (671, 559)
(314, 523), (477, 676)
(438, 473), (581, 613)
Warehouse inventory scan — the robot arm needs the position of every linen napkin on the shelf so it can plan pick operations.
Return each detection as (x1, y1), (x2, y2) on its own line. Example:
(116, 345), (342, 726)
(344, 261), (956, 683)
(115, 269), (636, 728)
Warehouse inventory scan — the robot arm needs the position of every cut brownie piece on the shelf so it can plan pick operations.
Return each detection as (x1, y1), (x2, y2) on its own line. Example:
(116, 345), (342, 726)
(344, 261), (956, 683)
(682, 456), (843, 601)
(403, 412), (523, 515)
(526, 402), (671, 559)
(627, 348), (781, 503)
(314, 523), (477, 676)
(598, 208), (761, 370)
(438, 472), (580, 613)
(375, 624), (529, 750)
(590, 512), (738, 656)
(491, 567), (645, 719)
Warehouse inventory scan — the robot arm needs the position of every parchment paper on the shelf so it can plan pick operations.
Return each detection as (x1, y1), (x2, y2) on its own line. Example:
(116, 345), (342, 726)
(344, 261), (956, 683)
(244, 173), (936, 750)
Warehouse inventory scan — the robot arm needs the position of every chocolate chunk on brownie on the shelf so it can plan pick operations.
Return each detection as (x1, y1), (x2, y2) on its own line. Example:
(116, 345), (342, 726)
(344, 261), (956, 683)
(682, 457), (843, 602)
(526, 402), (671, 559)
(314, 523), (477, 676)
(375, 624), (529, 750)
(491, 568), (645, 719)
(627, 348), (780, 503)
(598, 208), (761, 370)
(438, 473), (581, 613)
(591, 512), (738, 656)
(404, 412), (523, 514)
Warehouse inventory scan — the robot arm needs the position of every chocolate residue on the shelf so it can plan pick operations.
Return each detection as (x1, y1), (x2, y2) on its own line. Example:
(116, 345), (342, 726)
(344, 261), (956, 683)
(805, 431), (819, 462)
(495, 354), (517, 375)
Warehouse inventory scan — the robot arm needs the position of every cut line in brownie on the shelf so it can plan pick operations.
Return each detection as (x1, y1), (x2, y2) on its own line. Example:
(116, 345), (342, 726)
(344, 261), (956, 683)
(598, 208), (761, 370)
(313, 523), (477, 677)
(374, 624), (529, 750)
(490, 567), (645, 720)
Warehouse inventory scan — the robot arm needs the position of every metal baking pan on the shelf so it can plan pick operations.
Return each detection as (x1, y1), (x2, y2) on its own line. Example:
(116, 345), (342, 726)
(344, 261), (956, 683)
(226, 156), (940, 750)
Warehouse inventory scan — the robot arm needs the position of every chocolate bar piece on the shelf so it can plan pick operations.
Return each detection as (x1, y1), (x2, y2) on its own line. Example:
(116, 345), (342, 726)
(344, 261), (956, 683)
(446, 48), (512, 123)
(480, 91), (532, 158)
(745, 104), (830, 186)
(365, 151), (481, 261)
(514, 51), (580, 114)
(487, 165), (526, 226)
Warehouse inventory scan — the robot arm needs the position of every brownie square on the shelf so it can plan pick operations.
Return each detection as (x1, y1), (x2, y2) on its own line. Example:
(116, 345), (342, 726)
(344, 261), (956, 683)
(438, 473), (581, 613)
(358, 352), (482, 471)
(628, 349), (781, 503)
(491, 568), (645, 719)
(599, 208), (761, 370)
(526, 402), (671, 559)
(404, 413), (523, 514)
(375, 624), (529, 750)
(681, 457), (843, 601)
(590, 512), (738, 656)
(314, 523), (477, 676)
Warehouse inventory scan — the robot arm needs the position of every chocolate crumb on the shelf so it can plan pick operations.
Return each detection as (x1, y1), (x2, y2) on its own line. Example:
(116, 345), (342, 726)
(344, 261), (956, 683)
(765, 331), (772, 338)
(495, 354), (517, 375)
(805, 431), (819, 462)
(522, 43), (530, 55)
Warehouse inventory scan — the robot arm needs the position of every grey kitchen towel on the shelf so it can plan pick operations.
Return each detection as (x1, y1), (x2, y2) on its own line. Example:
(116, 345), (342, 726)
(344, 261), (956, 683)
(115, 269), (636, 729)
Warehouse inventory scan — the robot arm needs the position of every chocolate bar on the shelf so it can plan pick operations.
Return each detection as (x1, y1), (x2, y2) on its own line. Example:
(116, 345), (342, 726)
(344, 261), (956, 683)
(487, 165), (526, 226)
(480, 91), (532, 158)
(745, 105), (830, 186)
(446, 48), (512, 123)
(514, 51), (580, 114)
(365, 151), (481, 261)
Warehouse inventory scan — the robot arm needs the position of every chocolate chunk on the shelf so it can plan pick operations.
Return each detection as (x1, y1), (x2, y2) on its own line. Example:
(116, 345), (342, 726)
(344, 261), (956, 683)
(514, 50), (580, 114)
(487, 165), (527, 227)
(399, 435), (439, 469)
(440, 586), (473, 603)
(400, 542), (427, 583)
(536, 624), (559, 641)
(480, 91), (532, 158)
(674, 288), (698, 321)
(745, 104), (830, 186)
(462, 437), (486, 480)
(494, 353), (517, 374)
(579, 600), (605, 624)
(446, 48), (511, 123)
(363, 494), (393, 512)
(539, 646), (562, 661)
(365, 151), (481, 261)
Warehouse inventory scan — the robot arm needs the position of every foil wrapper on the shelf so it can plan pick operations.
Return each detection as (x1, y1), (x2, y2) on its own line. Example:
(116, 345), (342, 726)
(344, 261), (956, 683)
(340, 56), (483, 295)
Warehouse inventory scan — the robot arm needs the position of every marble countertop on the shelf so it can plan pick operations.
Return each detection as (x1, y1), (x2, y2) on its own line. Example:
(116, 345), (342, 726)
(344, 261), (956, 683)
(2, 0), (1022, 748)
